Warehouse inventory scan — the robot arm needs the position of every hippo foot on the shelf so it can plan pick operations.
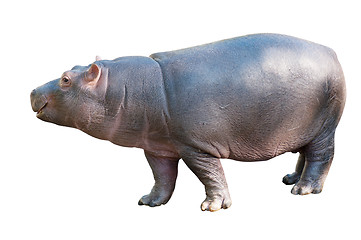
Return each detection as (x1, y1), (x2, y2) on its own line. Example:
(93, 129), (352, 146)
(138, 191), (171, 207)
(201, 193), (232, 212)
(291, 180), (323, 195)
(282, 172), (301, 185)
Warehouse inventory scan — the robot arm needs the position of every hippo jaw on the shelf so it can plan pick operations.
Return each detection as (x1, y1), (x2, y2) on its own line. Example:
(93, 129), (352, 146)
(36, 102), (48, 118)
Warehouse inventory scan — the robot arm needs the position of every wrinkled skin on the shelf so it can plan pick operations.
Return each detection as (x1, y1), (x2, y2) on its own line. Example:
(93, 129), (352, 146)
(31, 34), (346, 211)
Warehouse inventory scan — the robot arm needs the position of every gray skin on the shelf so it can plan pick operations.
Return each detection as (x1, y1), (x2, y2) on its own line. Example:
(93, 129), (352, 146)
(31, 34), (346, 211)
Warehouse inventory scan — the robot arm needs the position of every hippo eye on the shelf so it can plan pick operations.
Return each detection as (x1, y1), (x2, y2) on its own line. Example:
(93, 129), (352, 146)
(61, 76), (71, 87)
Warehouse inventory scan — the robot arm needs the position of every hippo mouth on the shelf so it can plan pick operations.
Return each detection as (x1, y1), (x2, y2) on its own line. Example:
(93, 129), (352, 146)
(36, 102), (48, 116)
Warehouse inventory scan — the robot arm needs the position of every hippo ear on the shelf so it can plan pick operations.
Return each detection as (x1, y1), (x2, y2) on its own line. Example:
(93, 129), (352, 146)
(85, 63), (101, 84)
(95, 55), (102, 61)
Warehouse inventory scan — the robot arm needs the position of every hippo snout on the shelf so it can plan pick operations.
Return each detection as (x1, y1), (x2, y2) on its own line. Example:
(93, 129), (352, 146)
(30, 89), (48, 114)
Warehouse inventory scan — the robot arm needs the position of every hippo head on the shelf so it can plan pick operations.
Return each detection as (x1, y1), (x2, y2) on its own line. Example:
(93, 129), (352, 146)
(30, 62), (108, 130)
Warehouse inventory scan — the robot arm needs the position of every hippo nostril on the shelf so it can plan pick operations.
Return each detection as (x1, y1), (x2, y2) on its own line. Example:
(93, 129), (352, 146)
(31, 89), (36, 97)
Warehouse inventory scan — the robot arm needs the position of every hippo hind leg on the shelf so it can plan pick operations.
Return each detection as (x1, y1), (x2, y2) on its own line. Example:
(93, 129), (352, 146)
(290, 131), (335, 195)
(282, 152), (305, 185)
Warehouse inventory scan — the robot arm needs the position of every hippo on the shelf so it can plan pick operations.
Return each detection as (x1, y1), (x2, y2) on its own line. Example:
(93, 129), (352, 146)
(30, 33), (346, 211)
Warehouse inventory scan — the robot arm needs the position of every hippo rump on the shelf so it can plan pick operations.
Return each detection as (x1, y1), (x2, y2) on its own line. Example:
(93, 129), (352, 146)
(30, 33), (346, 211)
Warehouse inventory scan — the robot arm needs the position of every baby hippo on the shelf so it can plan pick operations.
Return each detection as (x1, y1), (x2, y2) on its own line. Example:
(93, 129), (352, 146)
(31, 34), (346, 211)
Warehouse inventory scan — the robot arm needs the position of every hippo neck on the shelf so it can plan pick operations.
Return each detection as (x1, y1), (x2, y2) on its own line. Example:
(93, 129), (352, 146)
(96, 56), (175, 157)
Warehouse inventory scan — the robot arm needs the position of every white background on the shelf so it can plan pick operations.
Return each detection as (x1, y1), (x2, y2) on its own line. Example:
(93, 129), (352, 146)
(1, 0), (360, 239)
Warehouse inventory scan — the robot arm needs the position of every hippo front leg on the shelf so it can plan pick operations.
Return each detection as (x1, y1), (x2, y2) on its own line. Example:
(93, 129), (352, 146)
(138, 151), (179, 207)
(181, 150), (232, 212)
